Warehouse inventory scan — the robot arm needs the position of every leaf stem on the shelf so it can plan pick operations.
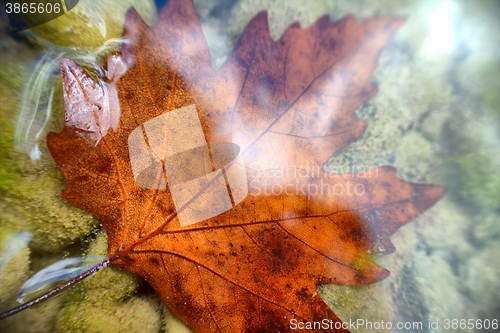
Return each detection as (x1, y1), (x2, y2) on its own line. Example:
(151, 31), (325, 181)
(0, 257), (111, 320)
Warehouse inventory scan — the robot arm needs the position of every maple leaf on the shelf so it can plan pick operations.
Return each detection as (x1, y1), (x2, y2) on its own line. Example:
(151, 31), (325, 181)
(45, 0), (445, 332)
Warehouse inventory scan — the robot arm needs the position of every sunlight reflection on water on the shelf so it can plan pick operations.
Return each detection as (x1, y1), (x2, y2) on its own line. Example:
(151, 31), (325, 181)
(17, 256), (106, 304)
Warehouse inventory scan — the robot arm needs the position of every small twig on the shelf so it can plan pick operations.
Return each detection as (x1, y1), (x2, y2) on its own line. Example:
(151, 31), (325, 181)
(0, 258), (111, 320)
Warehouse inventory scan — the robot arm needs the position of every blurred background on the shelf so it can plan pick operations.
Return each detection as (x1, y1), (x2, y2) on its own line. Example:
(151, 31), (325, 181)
(0, 0), (499, 332)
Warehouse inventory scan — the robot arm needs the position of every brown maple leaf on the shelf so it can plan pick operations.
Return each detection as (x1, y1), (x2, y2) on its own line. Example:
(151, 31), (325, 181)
(44, 0), (445, 332)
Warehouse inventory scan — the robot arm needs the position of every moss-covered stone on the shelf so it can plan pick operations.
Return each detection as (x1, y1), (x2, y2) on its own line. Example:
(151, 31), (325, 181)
(0, 231), (31, 312)
(56, 231), (163, 333)
(57, 293), (162, 333)
(0, 230), (66, 333)
(26, 0), (157, 48)
(80, 231), (140, 301)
